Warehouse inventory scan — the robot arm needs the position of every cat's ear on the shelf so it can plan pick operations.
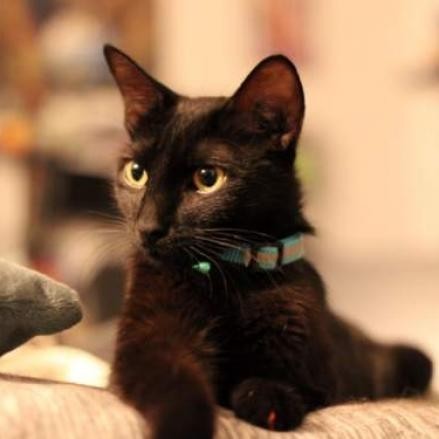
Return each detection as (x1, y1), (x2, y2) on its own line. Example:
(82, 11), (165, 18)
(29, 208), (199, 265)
(103, 45), (178, 135)
(227, 55), (305, 150)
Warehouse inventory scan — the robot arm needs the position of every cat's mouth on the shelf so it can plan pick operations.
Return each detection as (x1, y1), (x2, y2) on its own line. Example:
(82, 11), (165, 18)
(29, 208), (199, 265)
(139, 235), (194, 267)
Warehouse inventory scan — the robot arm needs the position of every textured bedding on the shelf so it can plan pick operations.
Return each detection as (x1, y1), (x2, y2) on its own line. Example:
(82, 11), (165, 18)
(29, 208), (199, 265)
(1, 375), (438, 438)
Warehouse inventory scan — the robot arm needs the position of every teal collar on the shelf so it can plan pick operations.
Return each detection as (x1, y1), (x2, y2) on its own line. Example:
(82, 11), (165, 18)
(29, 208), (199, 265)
(193, 233), (304, 274)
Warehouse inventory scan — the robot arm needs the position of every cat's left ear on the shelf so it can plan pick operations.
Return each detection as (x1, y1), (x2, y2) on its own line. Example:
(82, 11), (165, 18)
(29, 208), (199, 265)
(104, 45), (178, 136)
(227, 55), (305, 150)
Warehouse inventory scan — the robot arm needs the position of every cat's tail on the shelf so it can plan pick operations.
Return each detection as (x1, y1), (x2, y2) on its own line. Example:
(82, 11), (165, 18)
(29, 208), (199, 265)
(112, 347), (215, 439)
(381, 343), (433, 397)
(329, 315), (433, 401)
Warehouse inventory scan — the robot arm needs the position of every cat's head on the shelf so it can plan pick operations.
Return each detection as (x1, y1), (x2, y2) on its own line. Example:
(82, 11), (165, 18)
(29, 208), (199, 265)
(104, 45), (311, 266)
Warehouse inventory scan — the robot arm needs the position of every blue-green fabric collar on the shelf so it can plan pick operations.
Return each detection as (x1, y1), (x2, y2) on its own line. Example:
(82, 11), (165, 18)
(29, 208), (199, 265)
(193, 233), (304, 274)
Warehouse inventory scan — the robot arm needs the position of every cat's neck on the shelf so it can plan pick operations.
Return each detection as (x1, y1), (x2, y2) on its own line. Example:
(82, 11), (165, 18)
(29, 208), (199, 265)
(127, 248), (310, 311)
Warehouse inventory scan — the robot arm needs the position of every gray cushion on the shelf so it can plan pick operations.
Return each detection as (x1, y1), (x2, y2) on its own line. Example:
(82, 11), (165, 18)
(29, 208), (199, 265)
(0, 376), (438, 438)
(0, 260), (82, 356)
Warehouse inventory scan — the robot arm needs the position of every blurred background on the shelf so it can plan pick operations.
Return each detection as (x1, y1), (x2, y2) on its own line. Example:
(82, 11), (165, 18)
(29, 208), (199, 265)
(0, 0), (438, 389)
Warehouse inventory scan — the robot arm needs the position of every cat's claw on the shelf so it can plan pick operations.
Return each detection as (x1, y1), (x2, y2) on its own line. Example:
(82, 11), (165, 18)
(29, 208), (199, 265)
(231, 378), (305, 431)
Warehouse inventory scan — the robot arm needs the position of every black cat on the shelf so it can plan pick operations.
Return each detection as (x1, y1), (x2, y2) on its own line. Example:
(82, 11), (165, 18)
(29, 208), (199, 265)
(104, 45), (432, 439)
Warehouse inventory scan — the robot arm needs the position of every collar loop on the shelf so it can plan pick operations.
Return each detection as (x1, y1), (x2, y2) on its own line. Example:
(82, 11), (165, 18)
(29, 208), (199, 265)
(219, 233), (304, 271)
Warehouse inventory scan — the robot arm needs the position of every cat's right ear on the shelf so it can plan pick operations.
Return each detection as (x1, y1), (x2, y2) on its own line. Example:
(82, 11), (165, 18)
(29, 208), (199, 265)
(103, 45), (178, 136)
(226, 55), (305, 151)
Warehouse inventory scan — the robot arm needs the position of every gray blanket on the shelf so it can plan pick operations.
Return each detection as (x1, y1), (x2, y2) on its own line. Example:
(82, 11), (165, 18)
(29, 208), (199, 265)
(0, 375), (438, 438)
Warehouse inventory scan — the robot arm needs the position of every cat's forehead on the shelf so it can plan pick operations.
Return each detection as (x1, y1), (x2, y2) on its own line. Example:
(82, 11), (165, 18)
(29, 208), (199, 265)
(175, 96), (225, 121)
(132, 96), (226, 158)
(172, 97), (226, 144)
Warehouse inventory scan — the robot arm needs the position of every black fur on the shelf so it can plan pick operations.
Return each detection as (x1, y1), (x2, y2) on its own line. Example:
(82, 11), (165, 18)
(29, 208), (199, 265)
(104, 45), (433, 439)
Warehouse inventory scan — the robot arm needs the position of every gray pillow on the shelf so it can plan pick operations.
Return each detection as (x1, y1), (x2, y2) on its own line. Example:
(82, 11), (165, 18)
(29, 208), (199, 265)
(0, 259), (82, 356)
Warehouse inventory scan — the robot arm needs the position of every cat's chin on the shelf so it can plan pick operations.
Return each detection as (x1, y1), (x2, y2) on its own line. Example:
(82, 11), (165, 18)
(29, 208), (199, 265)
(137, 245), (191, 271)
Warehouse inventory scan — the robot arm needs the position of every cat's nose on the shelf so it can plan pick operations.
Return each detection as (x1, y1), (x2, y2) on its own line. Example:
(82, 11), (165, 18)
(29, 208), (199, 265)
(142, 227), (167, 248)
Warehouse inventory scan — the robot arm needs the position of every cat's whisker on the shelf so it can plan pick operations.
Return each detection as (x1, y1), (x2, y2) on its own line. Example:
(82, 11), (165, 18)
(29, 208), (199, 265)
(193, 235), (244, 251)
(85, 231), (134, 268)
(203, 227), (275, 241)
(195, 229), (272, 249)
(185, 245), (214, 298)
(197, 229), (277, 252)
(85, 210), (126, 226)
(199, 232), (258, 246)
(194, 243), (244, 308)
(191, 240), (226, 258)
(191, 244), (230, 300)
(193, 235), (284, 296)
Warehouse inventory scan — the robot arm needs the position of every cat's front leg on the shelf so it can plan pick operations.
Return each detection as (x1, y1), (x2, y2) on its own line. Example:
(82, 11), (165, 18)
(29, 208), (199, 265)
(231, 377), (305, 431)
(111, 272), (217, 439)
(227, 289), (327, 431)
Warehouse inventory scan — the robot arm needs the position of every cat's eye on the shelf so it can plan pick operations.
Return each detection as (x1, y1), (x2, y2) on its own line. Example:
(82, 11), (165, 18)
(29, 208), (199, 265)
(193, 166), (227, 194)
(123, 160), (148, 189)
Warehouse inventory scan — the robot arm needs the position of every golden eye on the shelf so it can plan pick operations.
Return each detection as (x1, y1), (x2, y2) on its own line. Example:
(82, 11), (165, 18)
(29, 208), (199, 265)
(123, 161), (148, 188)
(193, 166), (226, 194)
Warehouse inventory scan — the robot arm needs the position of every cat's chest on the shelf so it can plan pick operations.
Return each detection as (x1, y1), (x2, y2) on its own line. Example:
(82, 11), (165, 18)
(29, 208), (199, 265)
(215, 292), (309, 370)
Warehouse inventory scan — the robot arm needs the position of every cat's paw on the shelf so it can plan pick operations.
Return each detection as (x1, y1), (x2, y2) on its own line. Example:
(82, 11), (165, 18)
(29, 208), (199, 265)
(231, 378), (305, 431)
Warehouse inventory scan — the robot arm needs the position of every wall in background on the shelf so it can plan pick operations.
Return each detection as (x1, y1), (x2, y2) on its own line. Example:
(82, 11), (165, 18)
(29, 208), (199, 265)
(150, 0), (439, 389)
